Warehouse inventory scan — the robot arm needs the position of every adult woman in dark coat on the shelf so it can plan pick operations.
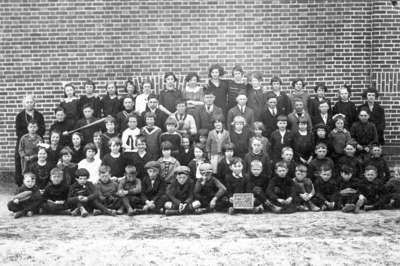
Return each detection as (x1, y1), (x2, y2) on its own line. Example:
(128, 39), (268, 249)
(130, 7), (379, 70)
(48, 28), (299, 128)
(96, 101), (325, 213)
(15, 95), (45, 186)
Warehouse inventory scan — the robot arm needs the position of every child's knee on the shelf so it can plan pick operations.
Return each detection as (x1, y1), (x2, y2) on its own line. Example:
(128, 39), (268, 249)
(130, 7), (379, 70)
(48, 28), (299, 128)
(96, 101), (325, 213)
(192, 200), (201, 209)
(164, 201), (173, 209)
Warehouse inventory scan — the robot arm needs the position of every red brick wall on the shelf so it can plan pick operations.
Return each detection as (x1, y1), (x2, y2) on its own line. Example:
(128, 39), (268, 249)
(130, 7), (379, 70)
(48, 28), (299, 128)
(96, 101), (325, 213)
(1, 0), (399, 171)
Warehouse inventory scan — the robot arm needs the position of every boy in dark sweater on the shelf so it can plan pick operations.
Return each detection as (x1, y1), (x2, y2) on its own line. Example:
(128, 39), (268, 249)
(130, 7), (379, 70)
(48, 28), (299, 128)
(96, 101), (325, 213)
(74, 104), (102, 144)
(384, 167), (400, 208)
(94, 165), (119, 216)
(164, 166), (195, 216)
(41, 168), (71, 215)
(313, 166), (338, 211)
(350, 108), (378, 158)
(247, 160), (273, 212)
(308, 143), (335, 182)
(68, 168), (110, 217)
(363, 144), (391, 184)
(357, 165), (386, 212)
(117, 165), (142, 216)
(243, 138), (272, 178)
(7, 172), (42, 218)
(337, 165), (362, 213)
(266, 162), (295, 213)
(140, 161), (167, 213)
(225, 157), (262, 214)
(337, 140), (363, 179)
(193, 163), (228, 213)
(292, 164), (320, 211)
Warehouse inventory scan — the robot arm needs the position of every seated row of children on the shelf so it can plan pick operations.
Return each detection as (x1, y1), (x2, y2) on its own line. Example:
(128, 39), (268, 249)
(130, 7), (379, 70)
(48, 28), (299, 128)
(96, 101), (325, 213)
(8, 143), (400, 218)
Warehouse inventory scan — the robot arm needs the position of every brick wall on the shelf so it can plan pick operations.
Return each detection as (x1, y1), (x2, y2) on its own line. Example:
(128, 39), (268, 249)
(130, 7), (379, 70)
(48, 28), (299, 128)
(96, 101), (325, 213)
(1, 0), (400, 172)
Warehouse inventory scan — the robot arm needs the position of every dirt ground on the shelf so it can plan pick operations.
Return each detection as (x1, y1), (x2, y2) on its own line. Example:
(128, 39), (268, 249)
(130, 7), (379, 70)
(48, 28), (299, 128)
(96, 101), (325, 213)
(0, 182), (399, 266)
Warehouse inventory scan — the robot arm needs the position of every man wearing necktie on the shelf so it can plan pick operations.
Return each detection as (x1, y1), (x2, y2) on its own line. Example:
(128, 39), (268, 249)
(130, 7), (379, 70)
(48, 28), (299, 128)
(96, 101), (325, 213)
(226, 93), (254, 131)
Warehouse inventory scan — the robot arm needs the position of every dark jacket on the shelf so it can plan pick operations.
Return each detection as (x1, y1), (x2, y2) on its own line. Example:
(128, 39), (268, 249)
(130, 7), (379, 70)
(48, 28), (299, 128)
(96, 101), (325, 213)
(68, 181), (98, 202)
(314, 177), (338, 202)
(78, 95), (102, 118)
(224, 173), (251, 197)
(166, 178), (194, 205)
(350, 121), (378, 147)
(43, 183), (70, 202)
(194, 176), (226, 202)
(141, 175), (166, 203)
(15, 110), (45, 141)
(357, 178), (385, 203)
(266, 175), (294, 201)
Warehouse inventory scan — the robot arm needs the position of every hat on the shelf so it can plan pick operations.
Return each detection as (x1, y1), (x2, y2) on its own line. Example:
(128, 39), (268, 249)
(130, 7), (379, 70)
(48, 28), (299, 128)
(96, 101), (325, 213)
(314, 123), (327, 131)
(144, 161), (161, 170)
(198, 163), (213, 175)
(174, 166), (190, 175)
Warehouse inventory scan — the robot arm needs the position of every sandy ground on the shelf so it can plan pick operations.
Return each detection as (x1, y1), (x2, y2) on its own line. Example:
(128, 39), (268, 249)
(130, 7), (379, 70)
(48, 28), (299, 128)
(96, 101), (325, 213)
(0, 182), (399, 266)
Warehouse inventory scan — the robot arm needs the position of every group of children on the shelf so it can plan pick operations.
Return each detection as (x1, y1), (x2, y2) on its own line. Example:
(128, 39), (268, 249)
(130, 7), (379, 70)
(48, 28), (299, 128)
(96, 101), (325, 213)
(9, 64), (400, 219)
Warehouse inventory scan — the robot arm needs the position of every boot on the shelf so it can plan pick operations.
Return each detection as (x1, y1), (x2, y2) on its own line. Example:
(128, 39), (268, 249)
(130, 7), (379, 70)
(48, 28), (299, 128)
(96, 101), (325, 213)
(93, 209), (102, 216)
(264, 200), (282, 213)
(165, 209), (180, 216)
(14, 211), (26, 219)
(71, 208), (80, 216)
(342, 203), (355, 213)
(253, 205), (264, 214)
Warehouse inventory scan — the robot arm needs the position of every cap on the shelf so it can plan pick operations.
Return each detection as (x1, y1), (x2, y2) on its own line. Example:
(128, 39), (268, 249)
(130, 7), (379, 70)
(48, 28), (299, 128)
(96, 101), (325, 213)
(174, 166), (190, 175)
(144, 161), (161, 170)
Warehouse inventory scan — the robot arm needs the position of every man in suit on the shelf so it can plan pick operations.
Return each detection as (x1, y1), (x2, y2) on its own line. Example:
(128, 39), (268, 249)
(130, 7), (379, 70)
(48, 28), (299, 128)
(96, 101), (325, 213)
(226, 93), (254, 131)
(197, 90), (224, 131)
(260, 95), (281, 139)
(312, 101), (333, 133)
(141, 94), (168, 131)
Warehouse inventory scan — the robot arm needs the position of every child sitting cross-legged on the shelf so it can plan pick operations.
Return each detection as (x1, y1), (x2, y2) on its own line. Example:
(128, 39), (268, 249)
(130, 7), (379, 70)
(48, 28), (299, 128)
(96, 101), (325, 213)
(356, 165), (386, 212)
(292, 164), (320, 212)
(248, 160), (280, 213)
(94, 165), (120, 216)
(225, 157), (263, 215)
(384, 166), (400, 209)
(117, 165), (142, 216)
(192, 163), (228, 214)
(7, 172), (42, 219)
(41, 168), (71, 215)
(140, 161), (167, 214)
(337, 165), (362, 213)
(313, 166), (338, 211)
(164, 166), (195, 216)
(266, 162), (295, 213)
(68, 168), (115, 217)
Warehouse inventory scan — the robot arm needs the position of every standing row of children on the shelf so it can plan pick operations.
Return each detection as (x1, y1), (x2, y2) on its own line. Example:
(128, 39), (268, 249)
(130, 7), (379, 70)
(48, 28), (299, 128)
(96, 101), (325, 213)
(10, 64), (399, 219)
